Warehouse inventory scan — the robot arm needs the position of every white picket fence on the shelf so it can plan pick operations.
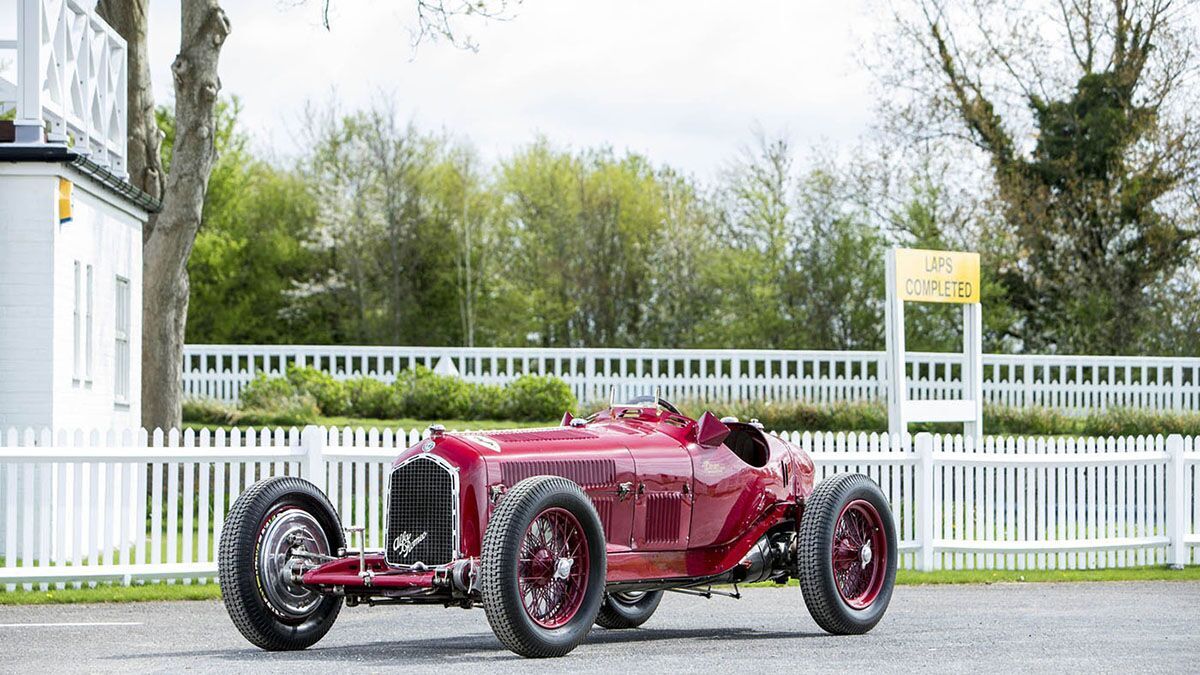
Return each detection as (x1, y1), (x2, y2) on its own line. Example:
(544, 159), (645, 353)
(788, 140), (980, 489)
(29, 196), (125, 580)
(182, 345), (1200, 414)
(1, 426), (1196, 589)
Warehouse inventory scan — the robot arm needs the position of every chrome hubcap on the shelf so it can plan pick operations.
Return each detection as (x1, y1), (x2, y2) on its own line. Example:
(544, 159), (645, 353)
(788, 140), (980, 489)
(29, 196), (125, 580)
(861, 541), (873, 568)
(553, 557), (575, 581)
(258, 508), (330, 619)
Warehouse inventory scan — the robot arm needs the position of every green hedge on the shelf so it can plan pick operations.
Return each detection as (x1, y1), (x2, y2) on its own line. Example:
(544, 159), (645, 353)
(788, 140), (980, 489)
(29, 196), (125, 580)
(502, 375), (576, 421)
(1079, 407), (1200, 437)
(285, 366), (350, 416)
(669, 400), (1200, 436)
(191, 366), (578, 424)
(182, 390), (320, 427)
(344, 377), (394, 419)
(185, 372), (1200, 436)
(394, 367), (472, 419)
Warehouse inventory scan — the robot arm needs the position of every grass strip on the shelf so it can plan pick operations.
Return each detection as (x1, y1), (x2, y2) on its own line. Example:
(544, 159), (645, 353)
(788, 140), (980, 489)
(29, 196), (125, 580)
(0, 582), (222, 605)
(894, 565), (1200, 585)
(2, 566), (1196, 605)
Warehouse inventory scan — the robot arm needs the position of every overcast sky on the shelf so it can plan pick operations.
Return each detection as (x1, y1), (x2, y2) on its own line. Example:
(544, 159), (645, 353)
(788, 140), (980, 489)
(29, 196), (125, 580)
(140, 1), (878, 179)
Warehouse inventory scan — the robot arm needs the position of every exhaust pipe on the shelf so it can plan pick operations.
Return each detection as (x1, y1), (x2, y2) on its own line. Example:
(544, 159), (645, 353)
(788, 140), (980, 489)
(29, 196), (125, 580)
(732, 535), (775, 584)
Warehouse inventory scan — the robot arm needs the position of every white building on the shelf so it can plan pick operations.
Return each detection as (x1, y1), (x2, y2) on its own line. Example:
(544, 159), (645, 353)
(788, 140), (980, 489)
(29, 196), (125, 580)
(0, 0), (153, 430)
(0, 0), (150, 558)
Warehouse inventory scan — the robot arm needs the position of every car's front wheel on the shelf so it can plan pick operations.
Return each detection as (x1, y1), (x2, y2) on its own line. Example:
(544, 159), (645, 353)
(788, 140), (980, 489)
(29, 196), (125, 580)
(797, 473), (897, 634)
(481, 476), (607, 658)
(218, 476), (344, 651)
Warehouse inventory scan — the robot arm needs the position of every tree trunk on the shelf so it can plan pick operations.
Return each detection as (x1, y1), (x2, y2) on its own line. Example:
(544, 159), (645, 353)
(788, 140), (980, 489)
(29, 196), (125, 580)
(101, 0), (231, 431)
(95, 0), (164, 209)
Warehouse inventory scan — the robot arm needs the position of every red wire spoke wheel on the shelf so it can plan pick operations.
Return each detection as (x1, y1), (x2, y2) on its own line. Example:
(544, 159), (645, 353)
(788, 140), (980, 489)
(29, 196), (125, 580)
(517, 507), (589, 628)
(830, 499), (889, 609)
(482, 476), (607, 658)
(798, 473), (897, 635)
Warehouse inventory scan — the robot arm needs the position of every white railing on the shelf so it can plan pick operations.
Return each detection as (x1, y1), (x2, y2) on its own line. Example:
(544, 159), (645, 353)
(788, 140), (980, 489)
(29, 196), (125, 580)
(0, 0), (127, 178)
(0, 427), (1196, 588)
(182, 345), (1200, 413)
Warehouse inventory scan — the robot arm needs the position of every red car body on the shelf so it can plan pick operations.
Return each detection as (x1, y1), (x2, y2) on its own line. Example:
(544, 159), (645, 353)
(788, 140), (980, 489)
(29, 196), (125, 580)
(300, 403), (816, 598)
(219, 397), (896, 657)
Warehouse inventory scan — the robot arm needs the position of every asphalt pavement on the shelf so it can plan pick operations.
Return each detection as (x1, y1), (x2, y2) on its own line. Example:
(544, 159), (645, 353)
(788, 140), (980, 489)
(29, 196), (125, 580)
(1, 581), (1197, 673)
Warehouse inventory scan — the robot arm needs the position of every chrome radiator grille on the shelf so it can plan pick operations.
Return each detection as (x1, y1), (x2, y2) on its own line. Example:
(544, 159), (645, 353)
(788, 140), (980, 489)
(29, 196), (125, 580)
(385, 456), (457, 566)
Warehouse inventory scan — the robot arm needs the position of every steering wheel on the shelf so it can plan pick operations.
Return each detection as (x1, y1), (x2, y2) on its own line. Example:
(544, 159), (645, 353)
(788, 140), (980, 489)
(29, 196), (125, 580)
(623, 395), (683, 416)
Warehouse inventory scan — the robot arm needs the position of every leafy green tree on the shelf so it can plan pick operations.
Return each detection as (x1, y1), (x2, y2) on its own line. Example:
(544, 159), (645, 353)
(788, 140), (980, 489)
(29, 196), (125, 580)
(428, 146), (497, 347)
(793, 168), (887, 350)
(498, 140), (669, 347)
(161, 99), (323, 344)
(294, 100), (506, 346)
(716, 134), (889, 351)
(641, 169), (723, 348)
(715, 132), (797, 348)
(1140, 271), (1200, 356)
(187, 167), (321, 343)
(877, 0), (1200, 353)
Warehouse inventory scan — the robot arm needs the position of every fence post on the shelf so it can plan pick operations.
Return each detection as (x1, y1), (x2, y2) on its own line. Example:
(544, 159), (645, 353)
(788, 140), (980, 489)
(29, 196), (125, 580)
(1167, 434), (1187, 570)
(301, 425), (325, 492)
(1022, 363), (1033, 408)
(585, 353), (596, 405)
(1172, 365), (1182, 411)
(916, 432), (935, 571)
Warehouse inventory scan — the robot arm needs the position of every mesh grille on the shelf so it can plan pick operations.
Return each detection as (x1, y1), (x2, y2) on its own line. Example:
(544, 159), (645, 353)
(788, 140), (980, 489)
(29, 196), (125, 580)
(385, 457), (456, 566)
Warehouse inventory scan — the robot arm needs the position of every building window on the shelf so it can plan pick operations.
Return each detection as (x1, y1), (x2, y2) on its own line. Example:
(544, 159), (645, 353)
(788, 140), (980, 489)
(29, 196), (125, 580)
(73, 261), (81, 380)
(85, 264), (94, 381)
(115, 276), (131, 404)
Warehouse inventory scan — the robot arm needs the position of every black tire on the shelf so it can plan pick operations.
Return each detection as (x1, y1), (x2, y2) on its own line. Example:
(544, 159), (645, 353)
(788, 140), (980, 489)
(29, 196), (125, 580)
(595, 590), (663, 629)
(797, 473), (897, 635)
(481, 476), (607, 658)
(218, 476), (345, 651)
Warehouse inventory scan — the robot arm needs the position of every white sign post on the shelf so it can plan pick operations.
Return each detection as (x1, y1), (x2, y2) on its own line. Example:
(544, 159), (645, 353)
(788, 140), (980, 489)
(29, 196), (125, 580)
(885, 248), (983, 440)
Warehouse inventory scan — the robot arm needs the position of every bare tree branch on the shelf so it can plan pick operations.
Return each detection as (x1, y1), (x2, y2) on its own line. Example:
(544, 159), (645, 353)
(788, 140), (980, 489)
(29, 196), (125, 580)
(313, 0), (519, 51)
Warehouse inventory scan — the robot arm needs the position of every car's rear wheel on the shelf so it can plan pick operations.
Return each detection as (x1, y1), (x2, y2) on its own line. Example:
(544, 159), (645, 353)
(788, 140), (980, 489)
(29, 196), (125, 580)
(797, 473), (896, 634)
(481, 476), (606, 658)
(218, 476), (344, 651)
(596, 590), (663, 629)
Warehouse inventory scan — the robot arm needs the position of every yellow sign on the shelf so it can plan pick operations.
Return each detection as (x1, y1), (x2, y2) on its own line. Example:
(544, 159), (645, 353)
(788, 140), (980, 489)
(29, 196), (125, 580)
(893, 248), (980, 304)
(58, 178), (73, 224)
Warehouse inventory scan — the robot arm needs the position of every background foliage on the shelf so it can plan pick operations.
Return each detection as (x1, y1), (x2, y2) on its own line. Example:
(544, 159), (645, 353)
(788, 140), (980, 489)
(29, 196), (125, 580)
(177, 105), (1017, 353)
(194, 367), (578, 424)
(179, 1), (1199, 357)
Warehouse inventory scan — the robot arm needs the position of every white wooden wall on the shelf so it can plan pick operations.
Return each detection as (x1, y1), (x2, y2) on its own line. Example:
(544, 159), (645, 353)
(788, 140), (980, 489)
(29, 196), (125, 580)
(0, 164), (144, 430)
(0, 173), (56, 428)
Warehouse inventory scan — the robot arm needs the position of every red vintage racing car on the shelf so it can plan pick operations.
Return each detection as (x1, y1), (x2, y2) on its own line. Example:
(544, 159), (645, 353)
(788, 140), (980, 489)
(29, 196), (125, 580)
(218, 396), (897, 658)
